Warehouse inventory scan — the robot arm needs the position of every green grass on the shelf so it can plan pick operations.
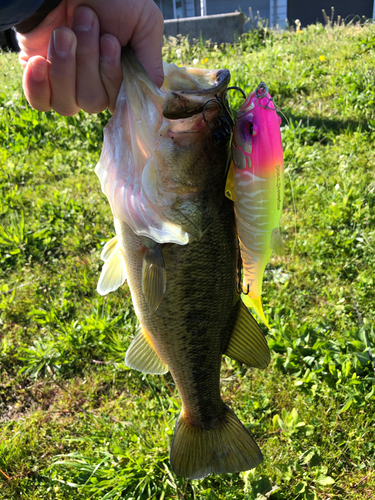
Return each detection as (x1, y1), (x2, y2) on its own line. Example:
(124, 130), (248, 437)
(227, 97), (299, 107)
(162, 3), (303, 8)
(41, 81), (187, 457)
(1, 19), (375, 499)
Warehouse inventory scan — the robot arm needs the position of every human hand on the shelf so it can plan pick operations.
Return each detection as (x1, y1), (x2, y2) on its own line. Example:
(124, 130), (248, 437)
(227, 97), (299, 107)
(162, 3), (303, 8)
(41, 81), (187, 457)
(18, 0), (164, 115)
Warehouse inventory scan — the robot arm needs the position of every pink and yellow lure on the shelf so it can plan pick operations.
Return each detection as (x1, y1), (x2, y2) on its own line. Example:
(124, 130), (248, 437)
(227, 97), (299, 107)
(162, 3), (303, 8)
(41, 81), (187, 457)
(225, 82), (284, 327)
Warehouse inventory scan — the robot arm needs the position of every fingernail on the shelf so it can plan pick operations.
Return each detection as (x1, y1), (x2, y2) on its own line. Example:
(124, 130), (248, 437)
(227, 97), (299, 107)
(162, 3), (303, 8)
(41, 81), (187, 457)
(72, 7), (94, 31)
(100, 36), (117, 61)
(53, 29), (74, 57)
(31, 62), (47, 82)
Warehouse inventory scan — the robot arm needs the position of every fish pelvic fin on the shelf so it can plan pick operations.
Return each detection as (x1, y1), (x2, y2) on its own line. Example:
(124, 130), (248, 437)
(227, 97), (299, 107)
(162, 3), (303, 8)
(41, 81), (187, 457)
(142, 244), (167, 314)
(225, 299), (270, 368)
(97, 236), (127, 296)
(242, 294), (270, 329)
(125, 327), (168, 375)
(170, 405), (263, 479)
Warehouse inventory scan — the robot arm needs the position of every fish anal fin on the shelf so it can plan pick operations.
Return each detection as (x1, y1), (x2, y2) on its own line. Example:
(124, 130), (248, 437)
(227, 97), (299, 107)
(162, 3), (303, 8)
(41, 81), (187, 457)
(225, 300), (270, 368)
(142, 244), (167, 314)
(97, 236), (127, 296)
(125, 327), (168, 375)
(170, 405), (263, 479)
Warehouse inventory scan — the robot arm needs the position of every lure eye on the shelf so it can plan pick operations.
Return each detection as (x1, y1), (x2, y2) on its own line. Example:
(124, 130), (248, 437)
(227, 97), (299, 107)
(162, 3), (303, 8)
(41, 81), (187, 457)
(212, 126), (231, 149)
(247, 123), (258, 138)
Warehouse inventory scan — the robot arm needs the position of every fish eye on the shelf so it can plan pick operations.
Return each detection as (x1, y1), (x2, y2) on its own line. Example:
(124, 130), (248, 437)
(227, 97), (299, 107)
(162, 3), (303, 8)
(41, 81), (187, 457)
(212, 127), (231, 149)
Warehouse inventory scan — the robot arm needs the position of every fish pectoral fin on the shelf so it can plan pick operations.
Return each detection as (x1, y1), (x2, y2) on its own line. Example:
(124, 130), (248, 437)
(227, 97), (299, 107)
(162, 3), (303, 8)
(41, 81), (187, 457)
(125, 327), (168, 375)
(225, 299), (270, 368)
(97, 236), (127, 296)
(170, 405), (263, 480)
(142, 244), (167, 314)
(270, 227), (284, 256)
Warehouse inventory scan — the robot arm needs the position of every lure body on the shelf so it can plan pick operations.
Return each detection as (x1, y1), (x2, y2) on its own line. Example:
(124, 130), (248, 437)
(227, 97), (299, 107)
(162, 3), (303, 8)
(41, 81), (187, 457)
(225, 83), (284, 324)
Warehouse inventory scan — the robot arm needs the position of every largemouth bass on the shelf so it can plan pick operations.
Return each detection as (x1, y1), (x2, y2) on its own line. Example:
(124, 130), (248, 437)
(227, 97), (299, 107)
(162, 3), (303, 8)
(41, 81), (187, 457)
(95, 50), (270, 479)
(225, 83), (284, 326)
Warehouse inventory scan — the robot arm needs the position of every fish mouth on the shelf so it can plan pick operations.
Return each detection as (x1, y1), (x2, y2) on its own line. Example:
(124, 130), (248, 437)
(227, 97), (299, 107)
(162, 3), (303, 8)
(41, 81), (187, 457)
(163, 69), (231, 120)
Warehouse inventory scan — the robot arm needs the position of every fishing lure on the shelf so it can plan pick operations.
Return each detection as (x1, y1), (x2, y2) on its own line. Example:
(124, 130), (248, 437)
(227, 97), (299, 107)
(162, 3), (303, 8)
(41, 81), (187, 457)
(225, 82), (284, 326)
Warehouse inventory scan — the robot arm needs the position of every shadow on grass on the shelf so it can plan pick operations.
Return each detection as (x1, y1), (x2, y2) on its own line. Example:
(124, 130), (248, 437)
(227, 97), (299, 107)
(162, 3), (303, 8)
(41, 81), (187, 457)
(280, 111), (372, 135)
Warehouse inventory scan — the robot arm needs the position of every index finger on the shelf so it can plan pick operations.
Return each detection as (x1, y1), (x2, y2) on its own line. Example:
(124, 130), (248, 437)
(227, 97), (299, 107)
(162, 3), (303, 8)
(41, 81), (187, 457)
(129, 2), (164, 88)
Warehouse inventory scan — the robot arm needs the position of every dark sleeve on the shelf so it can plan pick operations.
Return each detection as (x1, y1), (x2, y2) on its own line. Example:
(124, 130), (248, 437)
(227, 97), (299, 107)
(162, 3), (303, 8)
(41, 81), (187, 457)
(0, 0), (63, 33)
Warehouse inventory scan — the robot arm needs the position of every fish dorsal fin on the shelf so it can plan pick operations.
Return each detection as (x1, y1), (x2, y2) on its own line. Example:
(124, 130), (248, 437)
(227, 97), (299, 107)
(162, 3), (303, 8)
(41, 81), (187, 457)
(270, 227), (284, 256)
(125, 327), (168, 374)
(97, 236), (127, 296)
(142, 244), (167, 314)
(225, 300), (270, 368)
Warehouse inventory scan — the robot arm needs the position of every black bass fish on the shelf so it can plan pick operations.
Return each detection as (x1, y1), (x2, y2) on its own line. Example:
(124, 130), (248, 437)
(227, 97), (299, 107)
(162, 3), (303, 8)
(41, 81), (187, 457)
(95, 49), (270, 479)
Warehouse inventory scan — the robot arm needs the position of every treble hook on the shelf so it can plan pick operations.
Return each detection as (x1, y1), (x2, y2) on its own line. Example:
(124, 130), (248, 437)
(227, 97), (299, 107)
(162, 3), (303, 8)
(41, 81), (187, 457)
(202, 97), (225, 125)
(255, 81), (279, 113)
(236, 283), (250, 295)
(235, 247), (250, 296)
(222, 85), (247, 124)
(255, 82), (268, 99)
(202, 94), (234, 129)
(223, 85), (247, 101)
(202, 85), (248, 127)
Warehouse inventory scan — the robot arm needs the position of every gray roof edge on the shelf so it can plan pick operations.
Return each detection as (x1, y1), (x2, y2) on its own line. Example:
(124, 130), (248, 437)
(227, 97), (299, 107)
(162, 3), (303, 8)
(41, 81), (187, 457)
(164, 11), (246, 24)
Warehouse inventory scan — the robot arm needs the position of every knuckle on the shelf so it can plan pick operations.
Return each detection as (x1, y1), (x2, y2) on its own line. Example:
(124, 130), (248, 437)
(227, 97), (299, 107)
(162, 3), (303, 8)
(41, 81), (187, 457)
(29, 100), (51, 112)
(78, 95), (108, 114)
(49, 61), (75, 81)
(76, 38), (97, 58)
(52, 102), (80, 116)
(101, 70), (121, 86)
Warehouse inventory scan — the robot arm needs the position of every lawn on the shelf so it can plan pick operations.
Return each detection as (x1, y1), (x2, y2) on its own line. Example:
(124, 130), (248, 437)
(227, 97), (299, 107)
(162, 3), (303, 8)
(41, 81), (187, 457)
(1, 19), (375, 500)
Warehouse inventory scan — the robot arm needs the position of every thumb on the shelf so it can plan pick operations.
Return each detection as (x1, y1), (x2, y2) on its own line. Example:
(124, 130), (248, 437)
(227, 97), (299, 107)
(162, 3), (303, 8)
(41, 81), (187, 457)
(130, 2), (164, 88)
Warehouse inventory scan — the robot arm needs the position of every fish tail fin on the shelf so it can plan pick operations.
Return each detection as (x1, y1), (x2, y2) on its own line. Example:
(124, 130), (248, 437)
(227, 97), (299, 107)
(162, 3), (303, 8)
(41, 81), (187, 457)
(170, 405), (263, 479)
(242, 294), (270, 329)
